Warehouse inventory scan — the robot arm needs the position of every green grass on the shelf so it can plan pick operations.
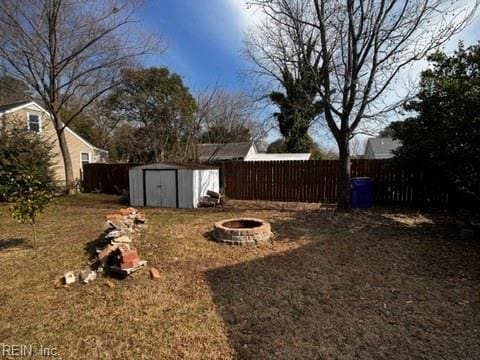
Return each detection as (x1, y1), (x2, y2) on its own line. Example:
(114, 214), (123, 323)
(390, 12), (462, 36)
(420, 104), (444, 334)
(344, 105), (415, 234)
(0, 195), (478, 359)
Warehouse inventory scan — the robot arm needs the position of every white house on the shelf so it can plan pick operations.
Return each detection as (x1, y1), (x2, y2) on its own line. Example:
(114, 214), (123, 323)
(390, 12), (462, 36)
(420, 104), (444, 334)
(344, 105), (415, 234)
(197, 142), (311, 162)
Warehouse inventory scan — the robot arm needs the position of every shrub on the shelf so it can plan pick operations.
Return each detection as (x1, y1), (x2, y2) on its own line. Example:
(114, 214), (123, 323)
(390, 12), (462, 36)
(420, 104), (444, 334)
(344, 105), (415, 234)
(0, 128), (55, 200)
(0, 128), (55, 247)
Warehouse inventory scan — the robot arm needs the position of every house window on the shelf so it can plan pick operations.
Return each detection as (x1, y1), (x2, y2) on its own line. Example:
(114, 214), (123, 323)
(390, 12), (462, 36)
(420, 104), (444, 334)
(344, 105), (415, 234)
(81, 152), (90, 166)
(28, 114), (40, 133)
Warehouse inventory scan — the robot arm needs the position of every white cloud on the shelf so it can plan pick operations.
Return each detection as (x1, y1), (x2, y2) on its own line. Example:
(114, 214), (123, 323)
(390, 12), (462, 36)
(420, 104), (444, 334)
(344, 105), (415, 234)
(446, 14), (480, 50)
(224, 0), (264, 30)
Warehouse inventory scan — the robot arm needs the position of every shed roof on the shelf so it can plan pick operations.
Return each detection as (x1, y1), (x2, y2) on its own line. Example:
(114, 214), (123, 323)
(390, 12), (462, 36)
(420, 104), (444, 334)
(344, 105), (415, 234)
(132, 162), (219, 170)
(197, 142), (253, 161)
(365, 137), (401, 159)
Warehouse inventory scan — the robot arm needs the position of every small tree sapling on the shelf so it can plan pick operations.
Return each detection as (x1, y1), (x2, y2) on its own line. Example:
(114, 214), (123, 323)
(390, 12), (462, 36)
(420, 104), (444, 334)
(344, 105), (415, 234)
(9, 174), (53, 248)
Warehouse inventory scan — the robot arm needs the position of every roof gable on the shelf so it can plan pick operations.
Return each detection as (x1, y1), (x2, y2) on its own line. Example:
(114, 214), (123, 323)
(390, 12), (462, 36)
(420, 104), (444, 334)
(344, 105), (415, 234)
(365, 137), (401, 157)
(197, 142), (253, 161)
(0, 100), (107, 153)
(0, 100), (35, 113)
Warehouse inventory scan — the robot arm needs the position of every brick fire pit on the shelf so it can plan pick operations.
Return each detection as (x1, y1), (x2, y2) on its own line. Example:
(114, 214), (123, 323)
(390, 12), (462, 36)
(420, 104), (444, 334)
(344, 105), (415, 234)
(213, 218), (272, 245)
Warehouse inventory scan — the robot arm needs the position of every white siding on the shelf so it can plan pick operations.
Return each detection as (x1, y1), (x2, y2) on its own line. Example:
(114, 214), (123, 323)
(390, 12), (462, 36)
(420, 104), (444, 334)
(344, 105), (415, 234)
(244, 144), (257, 159)
(193, 169), (220, 208)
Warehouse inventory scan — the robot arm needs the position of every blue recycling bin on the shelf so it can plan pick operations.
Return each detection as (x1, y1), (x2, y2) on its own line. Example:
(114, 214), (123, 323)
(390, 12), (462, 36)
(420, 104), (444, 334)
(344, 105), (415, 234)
(351, 177), (374, 209)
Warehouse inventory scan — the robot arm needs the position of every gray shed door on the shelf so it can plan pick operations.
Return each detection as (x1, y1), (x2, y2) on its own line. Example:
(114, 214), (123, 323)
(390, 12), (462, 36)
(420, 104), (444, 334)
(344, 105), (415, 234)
(145, 170), (177, 207)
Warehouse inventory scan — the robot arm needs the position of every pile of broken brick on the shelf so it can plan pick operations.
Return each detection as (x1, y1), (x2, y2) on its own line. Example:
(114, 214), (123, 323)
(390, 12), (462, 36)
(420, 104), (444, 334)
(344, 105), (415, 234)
(63, 207), (148, 285)
(99, 207), (148, 274)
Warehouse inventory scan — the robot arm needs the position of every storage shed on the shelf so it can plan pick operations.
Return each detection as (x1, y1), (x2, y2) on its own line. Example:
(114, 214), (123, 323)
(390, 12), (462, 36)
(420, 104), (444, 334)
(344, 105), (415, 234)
(129, 163), (219, 208)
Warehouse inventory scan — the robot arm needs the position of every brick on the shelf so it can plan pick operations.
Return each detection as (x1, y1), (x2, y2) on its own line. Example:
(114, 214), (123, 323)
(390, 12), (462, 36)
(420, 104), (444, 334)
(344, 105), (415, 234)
(64, 271), (76, 285)
(135, 213), (146, 223)
(120, 259), (140, 270)
(119, 208), (130, 216)
(98, 245), (116, 266)
(105, 229), (127, 239)
(117, 244), (131, 252)
(254, 233), (270, 241)
(105, 213), (124, 221)
(80, 269), (97, 283)
(113, 235), (132, 244)
(150, 267), (161, 279)
(120, 247), (136, 255)
(120, 248), (139, 264)
(119, 208), (137, 216)
(121, 249), (139, 263)
(105, 218), (134, 232)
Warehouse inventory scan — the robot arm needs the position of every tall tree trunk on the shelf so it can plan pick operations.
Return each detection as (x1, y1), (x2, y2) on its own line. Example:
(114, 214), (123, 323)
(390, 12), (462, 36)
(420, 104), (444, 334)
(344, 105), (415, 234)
(47, 3), (76, 194)
(55, 125), (75, 194)
(152, 133), (161, 163)
(336, 132), (351, 212)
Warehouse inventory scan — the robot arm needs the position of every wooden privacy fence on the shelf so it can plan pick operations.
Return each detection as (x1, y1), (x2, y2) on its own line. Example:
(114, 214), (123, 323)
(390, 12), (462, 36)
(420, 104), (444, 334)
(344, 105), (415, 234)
(82, 163), (139, 194)
(82, 160), (454, 206)
(223, 160), (452, 206)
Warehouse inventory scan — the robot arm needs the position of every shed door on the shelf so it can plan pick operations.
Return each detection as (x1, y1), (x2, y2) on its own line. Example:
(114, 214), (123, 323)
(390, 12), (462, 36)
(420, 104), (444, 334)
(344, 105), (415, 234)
(145, 170), (177, 207)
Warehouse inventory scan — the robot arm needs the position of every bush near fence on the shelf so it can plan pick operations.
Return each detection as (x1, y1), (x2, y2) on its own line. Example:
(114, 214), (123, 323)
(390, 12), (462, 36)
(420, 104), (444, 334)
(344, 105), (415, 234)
(82, 160), (457, 207)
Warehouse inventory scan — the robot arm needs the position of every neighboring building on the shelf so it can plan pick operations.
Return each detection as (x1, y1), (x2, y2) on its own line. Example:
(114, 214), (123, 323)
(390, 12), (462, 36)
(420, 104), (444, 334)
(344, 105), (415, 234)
(198, 142), (254, 161)
(0, 100), (108, 182)
(364, 137), (401, 159)
(197, 142), (311, 162)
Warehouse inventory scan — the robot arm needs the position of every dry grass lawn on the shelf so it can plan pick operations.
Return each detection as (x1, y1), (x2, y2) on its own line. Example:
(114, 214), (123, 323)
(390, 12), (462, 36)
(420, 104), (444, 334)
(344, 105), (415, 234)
(0, 194), (479, 359)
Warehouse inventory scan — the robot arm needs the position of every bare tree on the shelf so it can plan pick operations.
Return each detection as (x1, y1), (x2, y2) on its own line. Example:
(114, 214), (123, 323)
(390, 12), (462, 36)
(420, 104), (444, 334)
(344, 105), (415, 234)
(244, 2), (325, 153)
(249, 0), (477, 210)
(82, 100), (122, 150)
(0, 73), (31, 104)
(0, 0), (161, 192)
(350, 136), (364, 158)
(244, 1), (318, 95)
(61, 96), (123, 149)
(196, 86), (266, 145)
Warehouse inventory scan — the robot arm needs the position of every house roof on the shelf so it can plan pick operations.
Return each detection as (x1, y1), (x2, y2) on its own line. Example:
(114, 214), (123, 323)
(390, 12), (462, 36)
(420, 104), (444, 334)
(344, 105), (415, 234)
(245, 153), (311, 161)
(0, 100), (32, 113)
(0, 100), (108, 153)
(365, 137), (401, 159)
(197, 142), (253, 161)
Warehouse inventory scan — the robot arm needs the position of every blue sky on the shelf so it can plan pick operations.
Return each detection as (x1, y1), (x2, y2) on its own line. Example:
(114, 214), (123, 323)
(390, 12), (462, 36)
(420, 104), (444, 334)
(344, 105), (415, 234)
(140, 0), (479, 93)
(140, 0), (255, 93)
(140, 1), (479, 148)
